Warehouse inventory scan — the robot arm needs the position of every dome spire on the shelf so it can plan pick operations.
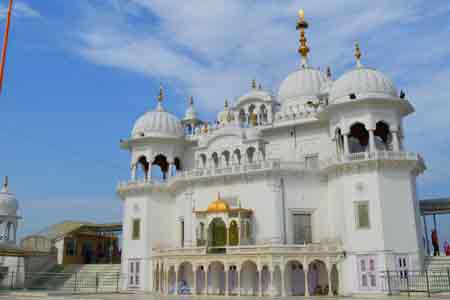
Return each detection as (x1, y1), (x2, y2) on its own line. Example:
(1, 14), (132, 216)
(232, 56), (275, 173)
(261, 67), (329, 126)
(296, 9), (310, 68)
(251, 79), (257, 89)
(355, 42), (363, 68)
(156, 84), (165, 112)
(2, 176), (8, 192)
(188, 95), (194, 106)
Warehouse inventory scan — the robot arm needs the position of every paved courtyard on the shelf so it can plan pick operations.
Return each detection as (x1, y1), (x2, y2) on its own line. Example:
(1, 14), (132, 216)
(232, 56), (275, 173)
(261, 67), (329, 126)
(2, 293), (450, 300)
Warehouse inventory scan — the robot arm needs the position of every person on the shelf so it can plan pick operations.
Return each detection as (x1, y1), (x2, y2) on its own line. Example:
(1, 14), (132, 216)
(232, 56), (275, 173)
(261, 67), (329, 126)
(431, 229), (440, 256)
(444, 241), (450, 256)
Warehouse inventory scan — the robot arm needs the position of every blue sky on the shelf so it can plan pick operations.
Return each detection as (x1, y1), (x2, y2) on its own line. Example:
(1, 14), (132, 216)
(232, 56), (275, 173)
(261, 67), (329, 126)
(1, 1), (450, 242)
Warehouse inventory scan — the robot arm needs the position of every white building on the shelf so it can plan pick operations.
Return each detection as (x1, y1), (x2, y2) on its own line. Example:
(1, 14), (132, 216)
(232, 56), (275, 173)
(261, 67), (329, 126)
(0, 176), (25, 288)
(117, 11), (426, 296)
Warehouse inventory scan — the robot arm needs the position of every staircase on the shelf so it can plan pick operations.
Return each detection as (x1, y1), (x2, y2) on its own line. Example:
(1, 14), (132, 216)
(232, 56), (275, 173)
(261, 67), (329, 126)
(27, 264), (122, 293)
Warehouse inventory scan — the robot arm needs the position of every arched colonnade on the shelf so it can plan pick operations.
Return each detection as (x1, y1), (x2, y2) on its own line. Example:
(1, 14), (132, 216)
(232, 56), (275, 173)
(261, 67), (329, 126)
(153, 258), (340, 296)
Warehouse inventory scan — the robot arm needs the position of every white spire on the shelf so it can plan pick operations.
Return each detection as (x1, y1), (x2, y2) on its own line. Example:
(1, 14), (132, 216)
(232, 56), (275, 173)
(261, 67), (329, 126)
(1, 176), (8, 193)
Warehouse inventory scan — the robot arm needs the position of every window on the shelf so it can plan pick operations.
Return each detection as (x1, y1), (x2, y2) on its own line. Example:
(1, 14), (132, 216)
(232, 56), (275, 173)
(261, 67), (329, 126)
(180, 219), (185, 248)
(305, 154), (319, 169)
(358, 256), (377, 290)
(355, 202), (370, 229)
(132, 219), (141, 240)
(397, 256), (409, 279)
(129, 261), (141, 288)
(292, 213), (312, 244)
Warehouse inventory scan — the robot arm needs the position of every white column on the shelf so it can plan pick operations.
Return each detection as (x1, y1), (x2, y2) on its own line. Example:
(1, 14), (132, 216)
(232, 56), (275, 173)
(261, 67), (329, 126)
(392, 130), (400, 151)
(175, 266), (179, 295)
(205, 265), (209, 295)
(304, 265), (310, 297)
(237, 266), (241, 296)
(258, 266), (263, 296)
(369, 129), (376, 152)
(343, 134), (349, 156)
(131, 164), (137, 180)
(281, 267), (286, 297)
(225, 267), (229, 296)
(269, 267), (273, 296)
(193, 265), (197, 295)
(327, 264), (333, 296)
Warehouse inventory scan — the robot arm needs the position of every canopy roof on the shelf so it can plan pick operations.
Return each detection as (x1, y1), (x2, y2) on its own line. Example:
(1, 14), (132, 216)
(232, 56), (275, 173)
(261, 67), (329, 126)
(420, 198), (450, 215)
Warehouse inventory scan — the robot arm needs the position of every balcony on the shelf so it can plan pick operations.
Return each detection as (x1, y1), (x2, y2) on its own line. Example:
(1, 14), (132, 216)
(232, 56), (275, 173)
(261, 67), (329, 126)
(322, 151), (425, 173)
(117, 159), (314, 196)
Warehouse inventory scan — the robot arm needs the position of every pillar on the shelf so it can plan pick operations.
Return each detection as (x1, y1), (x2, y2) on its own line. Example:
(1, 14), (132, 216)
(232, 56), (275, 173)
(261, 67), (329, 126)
(258, 266), (263, 296)
(205, 265), (209, 295)
(281, 267), (286, 297)
(327, 264), (333, 296)
(392, 130), (400, 151)
(174, 266), (178, 295)
(269, 267), (273, 296)
(304, 265), (310, 297)
(168, 162), (175, 178)
(237, 266), (241, 296)
(193, 265), (197, 295)
(343, 134), (349, 156)
(225, 267), (229, 296)
(369, 129), (375, 152)
(131, 164), (137, 180)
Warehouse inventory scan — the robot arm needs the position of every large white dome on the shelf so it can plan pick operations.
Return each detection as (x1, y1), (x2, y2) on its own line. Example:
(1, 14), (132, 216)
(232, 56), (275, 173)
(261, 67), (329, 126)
(0, 190), (18, 216)
(132, 105), (183, 139)
(278, 68), (330, 105)
(329, 67), (398, 104)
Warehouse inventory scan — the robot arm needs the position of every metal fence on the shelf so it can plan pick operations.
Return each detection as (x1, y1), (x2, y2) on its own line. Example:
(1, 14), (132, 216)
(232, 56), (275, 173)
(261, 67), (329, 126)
(381, 270), (450, 297)
(0, 271), (125, 294)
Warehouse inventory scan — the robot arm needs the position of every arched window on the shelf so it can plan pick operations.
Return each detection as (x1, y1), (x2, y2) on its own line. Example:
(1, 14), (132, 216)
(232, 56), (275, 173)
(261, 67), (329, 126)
(374, 121), (392, 150)
(137, 156), (150, 180)
(246, 147), (256, 163)
(260, 104), (268, 124)
(349, 123), (369, 153)
(248, 104), (257, 126)
(229, 220), (239, 246)
(152, 154), (169, 181)
(233, 149), (242, 165)
(212, 152), (219, 168)
(199, 154), (207, 168)
(222, 151), (230, 167)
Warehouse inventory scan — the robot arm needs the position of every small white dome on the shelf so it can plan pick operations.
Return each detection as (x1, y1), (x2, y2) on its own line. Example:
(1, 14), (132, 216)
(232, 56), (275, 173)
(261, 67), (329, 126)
(132, 105), (183, 139)
(278, 68), (330, 105)
(329, 67), (398, 104)
(0, 189), (18, 216)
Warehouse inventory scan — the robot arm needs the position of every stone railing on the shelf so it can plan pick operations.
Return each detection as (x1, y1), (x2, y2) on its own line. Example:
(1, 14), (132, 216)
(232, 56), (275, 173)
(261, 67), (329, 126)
(152, 242), (342, 258)
(118, 159), (311, 192)
(322, 151), (422, 169)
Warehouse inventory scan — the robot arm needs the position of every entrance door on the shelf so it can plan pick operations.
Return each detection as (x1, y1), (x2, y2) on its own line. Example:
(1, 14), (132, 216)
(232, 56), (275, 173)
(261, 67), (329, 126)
(128, 260), (141, 288)
(358, 256), (377, 290)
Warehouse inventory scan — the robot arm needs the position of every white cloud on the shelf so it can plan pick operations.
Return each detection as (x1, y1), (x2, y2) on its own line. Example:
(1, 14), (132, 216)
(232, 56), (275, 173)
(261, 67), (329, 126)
(72, 0), (450, 196)
(0, 1), (40, 20)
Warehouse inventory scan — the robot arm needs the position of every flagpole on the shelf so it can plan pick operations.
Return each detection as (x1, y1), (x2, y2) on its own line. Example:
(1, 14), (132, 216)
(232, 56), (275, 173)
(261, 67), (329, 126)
(0, 0), (14, 94)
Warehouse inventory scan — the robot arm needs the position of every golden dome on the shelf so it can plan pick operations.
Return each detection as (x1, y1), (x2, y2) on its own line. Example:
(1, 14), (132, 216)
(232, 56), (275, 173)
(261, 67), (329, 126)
(207, 194), (230, 213)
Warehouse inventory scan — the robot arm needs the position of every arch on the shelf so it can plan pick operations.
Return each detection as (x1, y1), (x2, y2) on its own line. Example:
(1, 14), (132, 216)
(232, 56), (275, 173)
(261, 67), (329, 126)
(331, 264), (339, 295)
(228, 220), (239, 246)
(211, 152), (219, 169)
(227, 265), (239, 295)
(240, 260), (258, 295)
(208, 218), (227, 249)
(374, 121), (392, 150)
(349, 122), (369, 153)
(136, 156), (149, 180)
(152, 154), (169, 180)
(260, 104), (268, 124)
(208, 261), (225, 295)
(261, 265), (270, 295)
(178, 262), (194, 294)
(284, 260), (305, 296)
(233, 149), (242, 165)
(246, 147), (256, 163)
(221, 150), (231, 167)
(308, 260), (328, 295)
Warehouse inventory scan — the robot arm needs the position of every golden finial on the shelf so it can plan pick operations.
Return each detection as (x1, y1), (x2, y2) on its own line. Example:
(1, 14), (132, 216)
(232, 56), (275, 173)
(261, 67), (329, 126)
(355, 42), (362, 67)
(157, 84), (164, 102)
(251, 79), (257, 89)
(296, 9), (309, 68)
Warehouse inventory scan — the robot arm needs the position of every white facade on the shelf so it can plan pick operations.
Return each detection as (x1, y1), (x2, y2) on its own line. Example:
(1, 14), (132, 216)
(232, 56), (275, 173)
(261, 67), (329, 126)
(118, 14), (426, 296)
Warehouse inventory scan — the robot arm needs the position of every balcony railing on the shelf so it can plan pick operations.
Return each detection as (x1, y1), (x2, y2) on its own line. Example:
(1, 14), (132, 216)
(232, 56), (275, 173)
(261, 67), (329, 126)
(322, 151), (422, 169)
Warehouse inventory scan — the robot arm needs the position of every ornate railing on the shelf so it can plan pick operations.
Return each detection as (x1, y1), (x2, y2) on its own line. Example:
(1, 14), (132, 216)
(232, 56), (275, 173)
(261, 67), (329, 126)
(322, 151), (422, 168)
